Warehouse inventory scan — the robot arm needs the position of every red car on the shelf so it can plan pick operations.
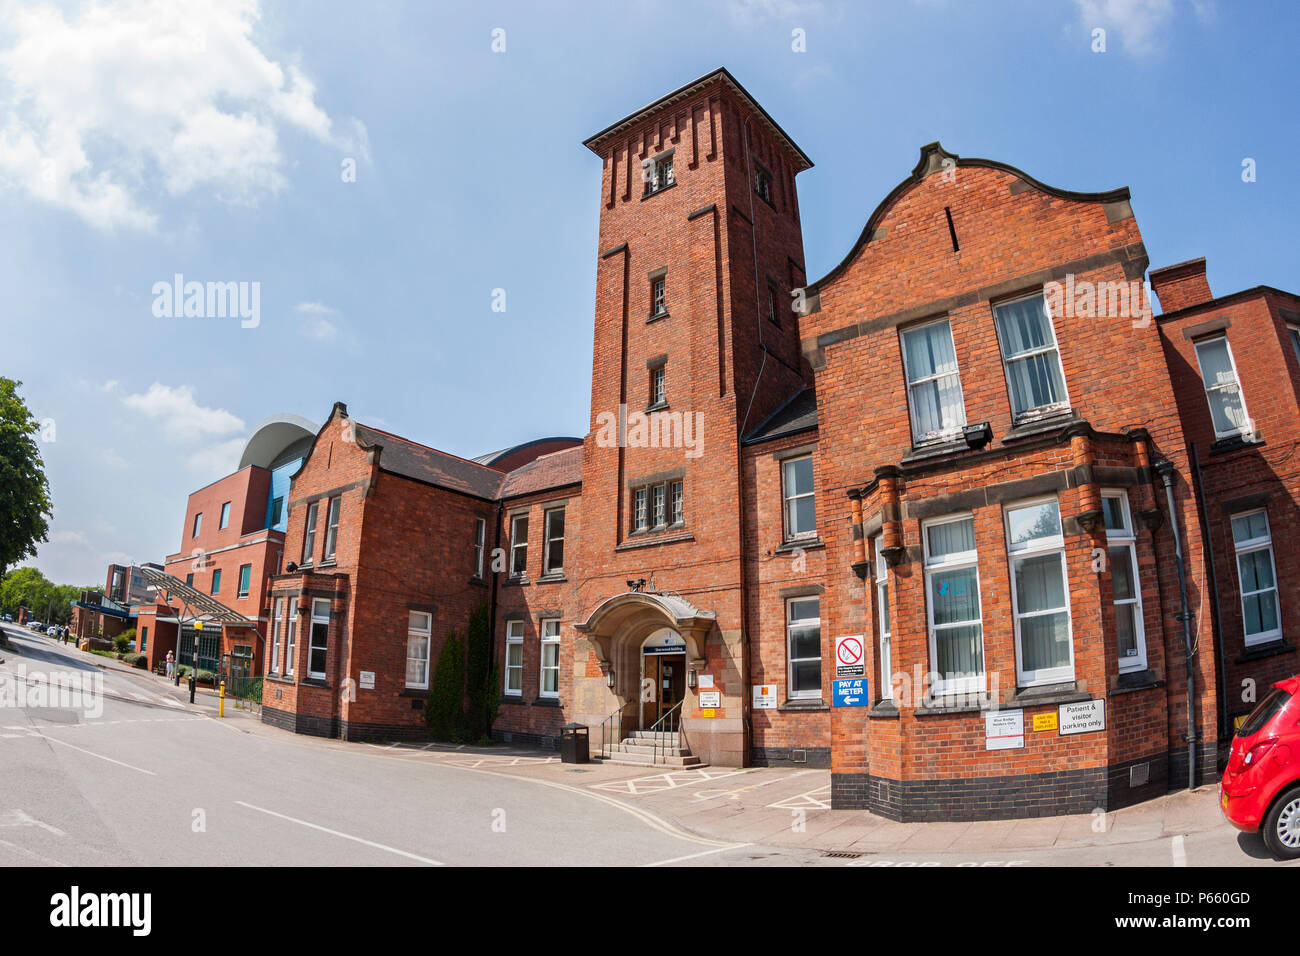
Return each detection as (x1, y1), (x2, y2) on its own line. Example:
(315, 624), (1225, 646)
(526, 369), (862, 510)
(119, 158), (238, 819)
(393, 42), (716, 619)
(1221, 675), (1300, 859)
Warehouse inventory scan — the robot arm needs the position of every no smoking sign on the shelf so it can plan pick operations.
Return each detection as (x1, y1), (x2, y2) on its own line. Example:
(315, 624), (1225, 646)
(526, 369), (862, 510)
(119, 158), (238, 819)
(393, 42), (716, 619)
(835, 634), (865, 678)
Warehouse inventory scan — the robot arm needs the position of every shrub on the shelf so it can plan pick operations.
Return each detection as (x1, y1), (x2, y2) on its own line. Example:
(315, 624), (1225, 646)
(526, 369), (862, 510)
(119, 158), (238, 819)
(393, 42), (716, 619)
(464, 603), (492, 740)
(121, 652), (148, 669)
(425, 629), (465, 742)
(113, 629), (135, 654)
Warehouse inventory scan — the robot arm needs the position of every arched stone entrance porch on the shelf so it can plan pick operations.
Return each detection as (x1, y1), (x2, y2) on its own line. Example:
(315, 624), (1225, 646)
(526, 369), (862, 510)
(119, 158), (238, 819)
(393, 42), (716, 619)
(572, 591), (743, 766)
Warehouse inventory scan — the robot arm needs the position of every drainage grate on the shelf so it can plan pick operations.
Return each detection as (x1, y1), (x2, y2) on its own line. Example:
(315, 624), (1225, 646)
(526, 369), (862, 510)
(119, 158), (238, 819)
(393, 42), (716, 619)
(822, 850), (862, 859)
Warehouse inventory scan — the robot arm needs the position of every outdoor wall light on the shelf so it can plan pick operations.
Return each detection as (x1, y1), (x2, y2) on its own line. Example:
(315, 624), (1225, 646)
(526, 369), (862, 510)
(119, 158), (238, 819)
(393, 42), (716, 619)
(687, 670), (697, 690)
(962, 421), (993, 449)
(606, 668), (616, 689)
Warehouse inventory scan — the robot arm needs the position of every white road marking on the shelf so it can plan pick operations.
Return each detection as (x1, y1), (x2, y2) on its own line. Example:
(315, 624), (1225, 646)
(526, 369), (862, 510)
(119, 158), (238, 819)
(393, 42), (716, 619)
(39, 734), (157, 775)
(1172, 834), (1187, 867)
(0, 809), (66, 836)
(768, 784), (833, 810)
(0, 836), (67, 866)
(234, 801), (443, 866)
(642, 843), (751, 867)
(592, 767), (746, 796)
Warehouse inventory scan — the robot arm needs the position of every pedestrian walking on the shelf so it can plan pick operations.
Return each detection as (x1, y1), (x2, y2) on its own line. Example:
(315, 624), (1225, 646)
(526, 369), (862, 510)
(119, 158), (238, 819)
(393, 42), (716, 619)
(165, 649), (175, 679)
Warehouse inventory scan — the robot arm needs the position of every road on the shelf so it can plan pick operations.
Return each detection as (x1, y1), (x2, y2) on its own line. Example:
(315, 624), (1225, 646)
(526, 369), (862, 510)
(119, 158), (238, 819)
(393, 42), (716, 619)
(0, 622), (1292, 867)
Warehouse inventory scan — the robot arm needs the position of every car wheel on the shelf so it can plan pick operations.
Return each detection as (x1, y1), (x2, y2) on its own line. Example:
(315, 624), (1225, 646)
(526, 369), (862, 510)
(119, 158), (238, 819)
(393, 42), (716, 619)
(1262, 784), (1300, 860)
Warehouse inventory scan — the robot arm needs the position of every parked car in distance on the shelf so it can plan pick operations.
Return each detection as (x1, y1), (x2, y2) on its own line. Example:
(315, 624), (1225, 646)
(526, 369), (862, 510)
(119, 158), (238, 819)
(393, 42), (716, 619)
(1, 613), (12, 622)
(1221, 675), (1300, 860)
(27, 620), (43, 630)
(45, 625), (60, 636)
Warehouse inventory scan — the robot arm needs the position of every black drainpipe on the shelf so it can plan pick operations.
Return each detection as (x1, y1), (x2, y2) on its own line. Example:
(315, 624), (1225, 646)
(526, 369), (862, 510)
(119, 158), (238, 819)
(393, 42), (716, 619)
(1189, 443), (1228, 742)
(1154, 459), (1198, 791)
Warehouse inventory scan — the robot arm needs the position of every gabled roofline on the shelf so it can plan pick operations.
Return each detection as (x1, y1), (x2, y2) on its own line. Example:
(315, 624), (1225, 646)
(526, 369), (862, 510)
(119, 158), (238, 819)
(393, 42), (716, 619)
(808, 142), (1130, 294)
(1155, 285), (1300, 324)
(582, 66), (813, 172)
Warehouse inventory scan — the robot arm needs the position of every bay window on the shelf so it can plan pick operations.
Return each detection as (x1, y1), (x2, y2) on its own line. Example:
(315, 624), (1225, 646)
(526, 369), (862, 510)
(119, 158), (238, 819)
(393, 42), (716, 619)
(923, 514), (984, 695)
(1005, 499), (1074, 686)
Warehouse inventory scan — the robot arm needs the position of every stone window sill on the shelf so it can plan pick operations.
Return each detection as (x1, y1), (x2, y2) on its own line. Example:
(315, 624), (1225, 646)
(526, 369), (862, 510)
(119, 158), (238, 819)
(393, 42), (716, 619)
(537, 572), (567, 584)
(399, 688), (429, 699)
(532, 697), (562, 708)
(776, 536), (823, 554)
(1002, 412), (1078, 443)
(647, 311), (670, 324)
(1012, 681), (1090, 708)
(869, 699), (900, 719)
(1236, 639), (1295, 664)
(778, 698), (828, 712)
(499, 694), (526, 706)
(616, 531), (694, 552)
(504, 576), (530, 587)
(640, 182), (677, 202)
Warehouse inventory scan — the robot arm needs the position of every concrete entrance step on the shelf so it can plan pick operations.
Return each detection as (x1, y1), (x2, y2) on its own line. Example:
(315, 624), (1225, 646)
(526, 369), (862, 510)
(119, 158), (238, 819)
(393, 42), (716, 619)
(594, 751), (703, 768)
(616, 742), (690, 758)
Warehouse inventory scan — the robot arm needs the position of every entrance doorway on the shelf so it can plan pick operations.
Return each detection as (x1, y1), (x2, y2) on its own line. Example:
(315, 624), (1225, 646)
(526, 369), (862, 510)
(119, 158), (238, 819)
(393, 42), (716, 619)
(640, 628), (687, 729)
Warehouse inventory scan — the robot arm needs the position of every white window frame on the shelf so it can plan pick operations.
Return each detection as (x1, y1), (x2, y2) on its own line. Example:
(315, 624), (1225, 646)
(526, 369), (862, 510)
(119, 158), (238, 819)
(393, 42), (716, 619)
(406, 611), (432, 690)
(474, 517), (486, 578)
(539, 618), (560, 698)
(922, 513), (986, 696)
(633, 487), (648, 532)
(1005, 497), (1075, 687)
(993, 291), (1071, 422)
(785, 596), (822, 700)
(270, 598), (283, 674)
(875, 535), (892, 700)
(644, 154), (674, 195)
(308, 598), (330, 680)
(1232, 508), (1282, 647)
(285, 597), (297, 676)
(509, 513), (529, 578)
(1102, 490), (1147, 673)
(237, 563), (251, 599)
(781, 455), (817, 541)
(504, 620), (524, 696)
(219, 501), (231, 530)
(651, 276), (667, 316)
(1193, 335), (1253, 440)
(543, 507), (565, 576)
(900, 317), (967, 444)
(670, 480), (684, 526)
(651, 366), (666, 406)
(323, 496), (341, 561)
(302, 501), (318, 566)
(652, 484), (666, 528)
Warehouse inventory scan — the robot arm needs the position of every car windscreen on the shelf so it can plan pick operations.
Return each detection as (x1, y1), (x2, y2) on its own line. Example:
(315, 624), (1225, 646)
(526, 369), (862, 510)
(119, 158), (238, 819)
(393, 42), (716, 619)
(1237, 687), (1292, 738)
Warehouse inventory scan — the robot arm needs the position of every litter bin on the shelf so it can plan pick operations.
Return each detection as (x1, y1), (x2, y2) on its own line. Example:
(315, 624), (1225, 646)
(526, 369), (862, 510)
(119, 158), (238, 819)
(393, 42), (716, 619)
(560, 722), (589, 764)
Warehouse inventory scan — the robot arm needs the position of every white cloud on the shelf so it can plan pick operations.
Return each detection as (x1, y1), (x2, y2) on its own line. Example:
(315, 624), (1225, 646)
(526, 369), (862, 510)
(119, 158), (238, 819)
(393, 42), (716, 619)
(98, 447), (128, 469)
(728, 0), (823, 21)
(0, 0), (367, 231)
(294, 300), (340, 342)
(185, 437), (245, 476)
(1073, 0), (1212, 56)
(121, 382), (245, 441)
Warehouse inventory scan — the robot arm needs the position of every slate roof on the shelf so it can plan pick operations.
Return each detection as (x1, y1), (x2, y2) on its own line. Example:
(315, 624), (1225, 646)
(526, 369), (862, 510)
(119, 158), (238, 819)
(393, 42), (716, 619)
(742, 388), (819, 445)
(354, 423), (584, 501)
(355, 424), (507, 500)
(498, 445), (584, 499)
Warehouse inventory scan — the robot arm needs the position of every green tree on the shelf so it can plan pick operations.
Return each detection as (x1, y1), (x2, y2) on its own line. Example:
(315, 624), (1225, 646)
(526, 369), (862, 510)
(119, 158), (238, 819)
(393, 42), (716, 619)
(425, 629), (466, 742)
(0, 379), (53, 578)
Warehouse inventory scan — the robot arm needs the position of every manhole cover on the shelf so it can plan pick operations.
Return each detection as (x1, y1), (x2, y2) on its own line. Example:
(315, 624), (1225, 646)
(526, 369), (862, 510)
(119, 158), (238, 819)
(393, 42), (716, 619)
(821, 850), (861, 859)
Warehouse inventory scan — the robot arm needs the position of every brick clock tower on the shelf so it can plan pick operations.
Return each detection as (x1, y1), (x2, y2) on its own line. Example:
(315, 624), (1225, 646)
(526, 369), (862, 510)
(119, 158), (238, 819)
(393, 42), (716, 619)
(571, 69), (814, 766)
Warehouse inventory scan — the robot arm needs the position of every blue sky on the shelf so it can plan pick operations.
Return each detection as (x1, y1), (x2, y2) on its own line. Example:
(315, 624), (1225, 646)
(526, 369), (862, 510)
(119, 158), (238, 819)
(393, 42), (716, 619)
(1, 0), (1296, 584)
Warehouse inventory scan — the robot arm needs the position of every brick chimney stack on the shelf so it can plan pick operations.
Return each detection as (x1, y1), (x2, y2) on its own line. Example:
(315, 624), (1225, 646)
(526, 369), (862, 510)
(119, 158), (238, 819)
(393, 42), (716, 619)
(1149, 257), (1213, 313)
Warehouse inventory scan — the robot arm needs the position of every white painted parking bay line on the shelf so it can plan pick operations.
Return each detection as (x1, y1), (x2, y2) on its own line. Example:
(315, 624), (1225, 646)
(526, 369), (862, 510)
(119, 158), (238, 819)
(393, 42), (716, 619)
(1172, 834), (1187, 867)
(643, 843), (752, 867)
(40, 734), (157, 775)
(235, 801), (444, 866)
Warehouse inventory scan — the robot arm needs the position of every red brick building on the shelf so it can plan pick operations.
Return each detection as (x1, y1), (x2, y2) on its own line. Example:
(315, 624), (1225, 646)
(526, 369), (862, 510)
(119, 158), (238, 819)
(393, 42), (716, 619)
(247, 68), (1297, 821)
(1152, 259), (1300, 732)
(147, 415), (316, 676)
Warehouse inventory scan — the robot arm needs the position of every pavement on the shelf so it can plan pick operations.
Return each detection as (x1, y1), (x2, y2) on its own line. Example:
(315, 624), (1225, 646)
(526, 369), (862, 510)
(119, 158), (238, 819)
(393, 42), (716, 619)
(1, 621), (1291, 866)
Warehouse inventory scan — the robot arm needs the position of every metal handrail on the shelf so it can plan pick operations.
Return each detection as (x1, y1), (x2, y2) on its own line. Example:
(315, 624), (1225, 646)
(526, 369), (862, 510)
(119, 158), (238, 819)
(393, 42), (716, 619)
(598, 704), (625, 759)
(649, 699), (683, 765)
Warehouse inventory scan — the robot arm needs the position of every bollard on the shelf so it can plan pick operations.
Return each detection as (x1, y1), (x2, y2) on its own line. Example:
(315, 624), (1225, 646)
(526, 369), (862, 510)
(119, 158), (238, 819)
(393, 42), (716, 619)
(219, 680), (225, 718)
